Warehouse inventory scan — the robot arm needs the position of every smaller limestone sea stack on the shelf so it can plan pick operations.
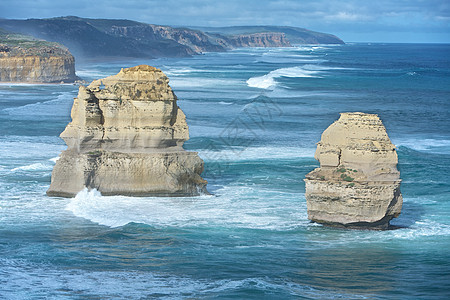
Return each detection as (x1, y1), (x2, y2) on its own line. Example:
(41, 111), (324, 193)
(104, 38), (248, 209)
(304, 112), (402, 229)
(47, 65), (207, 197)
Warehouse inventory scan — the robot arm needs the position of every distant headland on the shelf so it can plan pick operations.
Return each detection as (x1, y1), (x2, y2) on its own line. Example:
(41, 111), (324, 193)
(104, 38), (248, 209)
(0, 16), (344, 62)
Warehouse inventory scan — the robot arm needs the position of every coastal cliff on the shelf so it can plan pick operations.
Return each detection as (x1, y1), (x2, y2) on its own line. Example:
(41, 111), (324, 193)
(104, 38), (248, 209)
(202, 26), (344, 45)
(0, 30), (77, 83)
(215, 32), (291, 48)
(0, 17), (343, 60)
(47, 65), (207, 197)
(304, 112), (402, 229)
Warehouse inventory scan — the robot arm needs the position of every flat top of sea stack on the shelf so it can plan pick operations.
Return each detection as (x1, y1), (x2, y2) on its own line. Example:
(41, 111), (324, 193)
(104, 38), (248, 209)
(86, 64), (175, 101)
(89, 64), (169, 85)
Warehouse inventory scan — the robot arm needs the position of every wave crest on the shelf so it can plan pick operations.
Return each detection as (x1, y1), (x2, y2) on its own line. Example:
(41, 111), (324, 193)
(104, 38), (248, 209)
(246, 65), (323, 89)
(66, 187), (308, 229)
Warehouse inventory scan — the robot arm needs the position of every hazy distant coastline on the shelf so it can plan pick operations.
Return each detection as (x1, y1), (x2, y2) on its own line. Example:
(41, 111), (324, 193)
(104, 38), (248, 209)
(0, 16), (344, 62)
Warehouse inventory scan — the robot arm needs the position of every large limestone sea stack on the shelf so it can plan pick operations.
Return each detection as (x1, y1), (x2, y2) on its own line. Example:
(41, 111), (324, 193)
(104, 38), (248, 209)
(304, 112), (402, 229)
(47, 65), (207, 197)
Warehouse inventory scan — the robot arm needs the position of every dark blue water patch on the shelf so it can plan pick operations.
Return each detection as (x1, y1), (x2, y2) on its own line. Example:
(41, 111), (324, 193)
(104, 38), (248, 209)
(326, 43), (450, 70)
(397, 146), (450, 197)
(202, 158), (316, 194)
(0, 117), (69, 137)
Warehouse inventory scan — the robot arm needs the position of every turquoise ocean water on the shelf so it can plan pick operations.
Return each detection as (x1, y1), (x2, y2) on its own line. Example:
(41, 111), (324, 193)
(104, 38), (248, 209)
(0, 43), (449, 299)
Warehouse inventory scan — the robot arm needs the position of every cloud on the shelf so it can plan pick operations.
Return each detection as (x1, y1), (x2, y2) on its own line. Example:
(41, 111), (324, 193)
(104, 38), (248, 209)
(324, 12), (373, 22)
(0, 0), (449, 42)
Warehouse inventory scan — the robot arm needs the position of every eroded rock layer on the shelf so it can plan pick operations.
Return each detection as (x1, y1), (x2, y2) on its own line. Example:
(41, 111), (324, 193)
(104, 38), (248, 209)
(0, 31), (77, 83)
(304, 112), (402, 229)
(47, 65), (207, 197)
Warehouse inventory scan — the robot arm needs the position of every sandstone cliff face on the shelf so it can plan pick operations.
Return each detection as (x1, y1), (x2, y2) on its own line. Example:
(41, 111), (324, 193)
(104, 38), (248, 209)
(219, 32), (291, 48)
(149, 25), (225, 53)
(304, 112), (402, 229)
(47, 65), (207, 197)
(0, 32), (77, 83)
(0, 55), (76, 83)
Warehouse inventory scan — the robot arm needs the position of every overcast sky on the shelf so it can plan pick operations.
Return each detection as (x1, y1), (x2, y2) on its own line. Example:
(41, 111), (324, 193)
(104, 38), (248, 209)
(1, 0), (449, 43)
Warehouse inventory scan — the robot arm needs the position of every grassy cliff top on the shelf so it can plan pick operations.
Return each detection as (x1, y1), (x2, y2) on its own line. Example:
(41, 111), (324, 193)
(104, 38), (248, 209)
(0, 28), (71, 58)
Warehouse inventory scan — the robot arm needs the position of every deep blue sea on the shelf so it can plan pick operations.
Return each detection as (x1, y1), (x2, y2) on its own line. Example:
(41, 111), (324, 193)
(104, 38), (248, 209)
(1, 43), (449, 299)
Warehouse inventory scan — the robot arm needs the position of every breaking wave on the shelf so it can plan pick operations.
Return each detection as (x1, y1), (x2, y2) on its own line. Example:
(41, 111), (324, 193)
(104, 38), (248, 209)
(66, 187), (308, 230)
(247, 66), (322, 89)
(10, 163), (52, 172)
(394, 138), (450, 154)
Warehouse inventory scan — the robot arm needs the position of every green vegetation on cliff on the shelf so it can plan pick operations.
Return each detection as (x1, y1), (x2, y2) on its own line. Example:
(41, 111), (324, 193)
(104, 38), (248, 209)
(0, 29), (70, 58)
(0, 28), (78, 83)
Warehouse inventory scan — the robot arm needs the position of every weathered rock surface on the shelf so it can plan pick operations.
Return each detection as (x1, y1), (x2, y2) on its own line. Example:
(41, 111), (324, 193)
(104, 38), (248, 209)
(47, 65), (207, 197)
(217, 32), (291, 48)
(304, 112), (402, 229)
(0, 30), (77, 83)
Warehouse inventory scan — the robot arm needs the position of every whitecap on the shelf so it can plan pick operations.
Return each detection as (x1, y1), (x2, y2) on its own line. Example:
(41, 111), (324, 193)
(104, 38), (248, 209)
(49, 157), (60, 163)
(246, 66), (322, 89)
(10, 162), (53, 172)
(170, 77), (243, 89)
(2, 91), (75, 117)
(66, 186), (308, 230)
(200, 146), (315, 162)
(75, 69), (115, 79)
(0, 137), (66, 159)
(388, 220), (450, 239)
(163, 67), (197, 76)
(394, 137), (450, 154)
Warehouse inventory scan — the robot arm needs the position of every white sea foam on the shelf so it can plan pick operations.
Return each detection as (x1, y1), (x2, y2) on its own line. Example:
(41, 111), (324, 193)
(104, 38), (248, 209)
(163, 67), (199, 76)
(75, 69), (115, 78)
(10, 162), (53, 172)
(247, 65), (324, 89)
(2, 92), (74, 117)
(296, 44), (342, 50)
(388, 220), (450, 239)
(394, 137), (450, 154)
(0, 137), (65, 159)
(66, 186), (450, 243)
(66, 186), (308, 230)
(200, 146), (315, 162)
(49, 157), (60, 163)
(170, 77), (243, 89)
